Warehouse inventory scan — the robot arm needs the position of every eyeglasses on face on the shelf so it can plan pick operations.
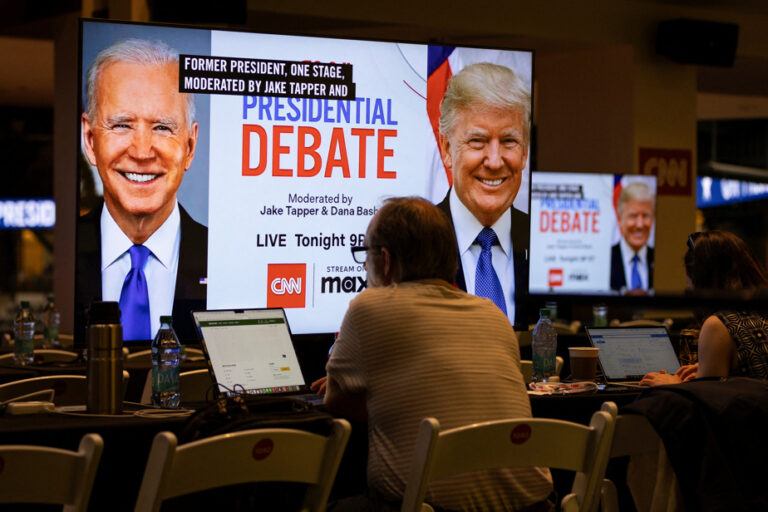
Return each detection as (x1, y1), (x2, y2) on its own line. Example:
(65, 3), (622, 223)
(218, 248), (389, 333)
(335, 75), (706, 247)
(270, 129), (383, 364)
(687, 232), (701, 251)
(351, 246), (373, 264)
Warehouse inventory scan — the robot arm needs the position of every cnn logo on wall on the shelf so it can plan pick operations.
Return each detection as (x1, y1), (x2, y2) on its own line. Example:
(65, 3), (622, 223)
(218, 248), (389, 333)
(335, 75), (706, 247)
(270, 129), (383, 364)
(639, 148), (692, 196)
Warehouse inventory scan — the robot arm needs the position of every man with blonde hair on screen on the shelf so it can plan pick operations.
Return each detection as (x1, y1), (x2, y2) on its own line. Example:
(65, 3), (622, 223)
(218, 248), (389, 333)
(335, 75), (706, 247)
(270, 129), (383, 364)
(610, 181), (655, 293)
(436, 62), (531, 327)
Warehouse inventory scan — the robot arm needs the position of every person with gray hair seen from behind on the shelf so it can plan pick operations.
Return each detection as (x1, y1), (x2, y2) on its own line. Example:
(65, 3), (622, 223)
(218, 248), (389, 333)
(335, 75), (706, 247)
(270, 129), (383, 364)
(321, 196), (553, 512)
(76, 38), (207, 342)
(610, 182), (655, 294)
(436, 62), (531, 327)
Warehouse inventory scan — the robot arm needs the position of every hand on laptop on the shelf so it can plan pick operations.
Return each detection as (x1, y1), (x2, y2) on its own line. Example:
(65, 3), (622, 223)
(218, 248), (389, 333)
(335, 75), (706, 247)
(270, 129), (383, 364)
(676, 363), (698, 382)
(639, 369), (683, 386)
(310, 376), (327, 395)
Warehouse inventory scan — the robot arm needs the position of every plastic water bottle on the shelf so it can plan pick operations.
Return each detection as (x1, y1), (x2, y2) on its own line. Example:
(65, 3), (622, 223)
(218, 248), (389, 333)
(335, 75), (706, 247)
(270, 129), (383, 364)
(532, 308), (557, 382)
(13, 301), (35, 366)
(151, 316), (181, 408)
(43, 295), (61, 349)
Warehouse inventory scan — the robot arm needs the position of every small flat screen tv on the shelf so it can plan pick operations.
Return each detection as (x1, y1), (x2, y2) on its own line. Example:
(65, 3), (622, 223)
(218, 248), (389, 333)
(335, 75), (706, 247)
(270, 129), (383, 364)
(529, 171), (657, 296)
(75, 19), (534, 346)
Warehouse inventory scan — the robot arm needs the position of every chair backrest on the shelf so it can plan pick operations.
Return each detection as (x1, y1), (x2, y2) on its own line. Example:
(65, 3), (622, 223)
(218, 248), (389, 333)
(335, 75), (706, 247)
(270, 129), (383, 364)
(134, 418), (351, 512)
(0, 375), (87, 406)
(125, 349), (152, 362)
(0, 433), (103, 512)
(127, 347), (204, 363)
(0, 349), (79, 364)
(179, 368), (214, 402)
(400, 410), (614, 512)
(520, 356), (564, 384)
(599, 401), (661, 512)
(609, 319), (673, 330)
(141, 368), (214, 404)
(0, 372), (131, 406)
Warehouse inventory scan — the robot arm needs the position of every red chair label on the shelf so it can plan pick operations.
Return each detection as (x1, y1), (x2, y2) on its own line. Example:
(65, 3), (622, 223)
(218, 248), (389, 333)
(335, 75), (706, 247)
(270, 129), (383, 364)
(510, 424), (532, 444)
(252, 438), (274, 460)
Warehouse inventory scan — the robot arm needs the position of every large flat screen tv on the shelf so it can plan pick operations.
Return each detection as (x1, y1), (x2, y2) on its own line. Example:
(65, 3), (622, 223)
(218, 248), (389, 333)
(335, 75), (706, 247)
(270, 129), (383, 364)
(75, 19), (534, 345)
(529, 171), (657, 296)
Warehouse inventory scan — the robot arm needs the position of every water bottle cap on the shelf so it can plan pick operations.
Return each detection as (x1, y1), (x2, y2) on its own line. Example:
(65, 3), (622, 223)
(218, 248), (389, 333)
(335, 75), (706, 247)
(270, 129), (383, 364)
(47, 295), (55, 302)
(160, 315), (173, 323)
(20, 300), (30, 308)
(539, 308), (551, 318)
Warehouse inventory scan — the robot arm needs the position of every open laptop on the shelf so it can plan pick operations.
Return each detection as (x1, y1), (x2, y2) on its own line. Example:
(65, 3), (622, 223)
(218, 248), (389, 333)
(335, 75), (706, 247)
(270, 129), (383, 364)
(586, 326), (681, 387)
(191, 308), (323, 403)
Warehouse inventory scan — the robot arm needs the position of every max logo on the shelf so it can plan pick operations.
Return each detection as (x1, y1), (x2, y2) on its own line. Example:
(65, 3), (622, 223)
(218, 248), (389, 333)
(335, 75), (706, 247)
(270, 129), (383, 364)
(548, 269), (564, 287)
(510, 424), (532, 445)
(267, 264), (306, 308)
(252, 438), (274, 460)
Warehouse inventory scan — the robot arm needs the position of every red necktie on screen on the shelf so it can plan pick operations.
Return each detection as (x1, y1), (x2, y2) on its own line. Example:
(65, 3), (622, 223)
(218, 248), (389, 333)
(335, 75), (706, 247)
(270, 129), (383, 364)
(119, 245), (151, 340)
(475, 227), (507, 315)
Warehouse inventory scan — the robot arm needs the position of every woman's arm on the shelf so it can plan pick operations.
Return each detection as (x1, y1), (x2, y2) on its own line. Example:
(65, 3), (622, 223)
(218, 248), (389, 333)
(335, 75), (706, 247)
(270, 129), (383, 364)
(640, 314), (735, 386)
(696, 315), (735, 378)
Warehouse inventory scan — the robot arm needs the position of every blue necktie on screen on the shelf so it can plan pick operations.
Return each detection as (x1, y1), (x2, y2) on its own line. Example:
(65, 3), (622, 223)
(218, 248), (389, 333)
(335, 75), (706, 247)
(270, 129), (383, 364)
(631, 254), (642, 290)
(119, 245), (151, 340)
(475, 227), (507, 315)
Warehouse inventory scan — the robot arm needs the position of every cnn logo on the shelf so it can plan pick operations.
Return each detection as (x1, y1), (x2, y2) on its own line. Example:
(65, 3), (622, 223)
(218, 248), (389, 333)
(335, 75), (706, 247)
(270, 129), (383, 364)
(267, 264), (306, 308)
(639, 148), (692, 195)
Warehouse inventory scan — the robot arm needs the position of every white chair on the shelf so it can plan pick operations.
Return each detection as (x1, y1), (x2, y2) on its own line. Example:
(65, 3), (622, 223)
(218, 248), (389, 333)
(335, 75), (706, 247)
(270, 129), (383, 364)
(126, 347), (204, 363)
(0, 349), (79, 364)
(134, 419), (351, 512)
(520, 356), (564, 384)
(0, 433), (103, 512)
(0, 372), (131, 406)
(528, 320), (582, 335)
(400, 410), (615, 512)
(609, 319), (673, 330)
(179, 368), (214, 402)
(140, 368), (214, 404)
(0, 375), (87, 406)
(599, 402), (668, 512)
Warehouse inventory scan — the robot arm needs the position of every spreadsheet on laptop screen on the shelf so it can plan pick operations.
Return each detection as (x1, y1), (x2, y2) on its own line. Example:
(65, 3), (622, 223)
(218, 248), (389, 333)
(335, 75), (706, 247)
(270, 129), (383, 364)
(194, 309), (306, 396)
(588, 327), (681, 380)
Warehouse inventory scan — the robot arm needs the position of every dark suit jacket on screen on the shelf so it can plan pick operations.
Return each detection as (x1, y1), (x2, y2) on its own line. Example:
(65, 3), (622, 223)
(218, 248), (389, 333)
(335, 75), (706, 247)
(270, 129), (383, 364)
(75, 201), (208, 343)
(610, 242), (654, 292)
(437, 191), (529, 328)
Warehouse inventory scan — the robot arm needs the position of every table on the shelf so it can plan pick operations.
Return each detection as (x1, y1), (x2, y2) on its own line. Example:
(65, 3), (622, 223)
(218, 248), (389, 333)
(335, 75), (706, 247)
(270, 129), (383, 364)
(0, 358), (208, 403)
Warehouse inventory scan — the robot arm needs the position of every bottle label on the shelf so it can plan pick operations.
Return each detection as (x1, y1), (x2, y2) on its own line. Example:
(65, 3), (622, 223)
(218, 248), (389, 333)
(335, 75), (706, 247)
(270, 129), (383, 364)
(45, 326), (59, 341)
(532, 353), (556, 375)
(153, 367), (180, 393)
(15, 337), (34, 355)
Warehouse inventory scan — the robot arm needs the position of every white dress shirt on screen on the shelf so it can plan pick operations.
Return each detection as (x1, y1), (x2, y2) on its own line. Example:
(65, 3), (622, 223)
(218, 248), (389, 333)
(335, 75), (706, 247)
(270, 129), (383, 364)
(449, 187), (516, 323)
(619, 237), (650, 290)
(101, 201), (181, 338)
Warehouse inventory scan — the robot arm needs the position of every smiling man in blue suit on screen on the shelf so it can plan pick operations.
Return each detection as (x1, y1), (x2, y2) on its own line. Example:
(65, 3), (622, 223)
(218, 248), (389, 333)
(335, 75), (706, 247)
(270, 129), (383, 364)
(76, 38), (207, 342)
(436, 63), (530, 327)
(610, 182), (655, 294)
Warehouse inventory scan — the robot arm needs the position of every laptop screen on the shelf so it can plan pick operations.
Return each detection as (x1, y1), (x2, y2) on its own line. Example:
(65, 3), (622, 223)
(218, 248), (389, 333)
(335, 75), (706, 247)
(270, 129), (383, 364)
(586, 326), (681, 380)
(192, 309), (307, 397)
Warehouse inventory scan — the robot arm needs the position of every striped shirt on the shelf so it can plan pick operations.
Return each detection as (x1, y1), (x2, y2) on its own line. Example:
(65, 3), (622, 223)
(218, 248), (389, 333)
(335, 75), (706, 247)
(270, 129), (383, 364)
(326, 279), (553, 511)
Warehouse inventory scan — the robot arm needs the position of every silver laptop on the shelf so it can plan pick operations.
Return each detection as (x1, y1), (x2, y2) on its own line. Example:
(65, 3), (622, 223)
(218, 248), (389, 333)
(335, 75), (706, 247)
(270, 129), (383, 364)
(191, 308), (319, 401)
(586, 326), (681, 386)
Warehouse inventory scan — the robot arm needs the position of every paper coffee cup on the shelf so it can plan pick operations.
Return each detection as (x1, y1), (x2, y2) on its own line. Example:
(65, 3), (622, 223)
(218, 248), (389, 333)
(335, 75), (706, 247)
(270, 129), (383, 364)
(569, 347), (599, 381)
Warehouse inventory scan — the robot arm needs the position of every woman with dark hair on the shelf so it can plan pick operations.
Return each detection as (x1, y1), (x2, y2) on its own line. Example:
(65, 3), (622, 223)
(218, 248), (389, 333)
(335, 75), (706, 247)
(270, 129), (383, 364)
(641, 230), (768, 385)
